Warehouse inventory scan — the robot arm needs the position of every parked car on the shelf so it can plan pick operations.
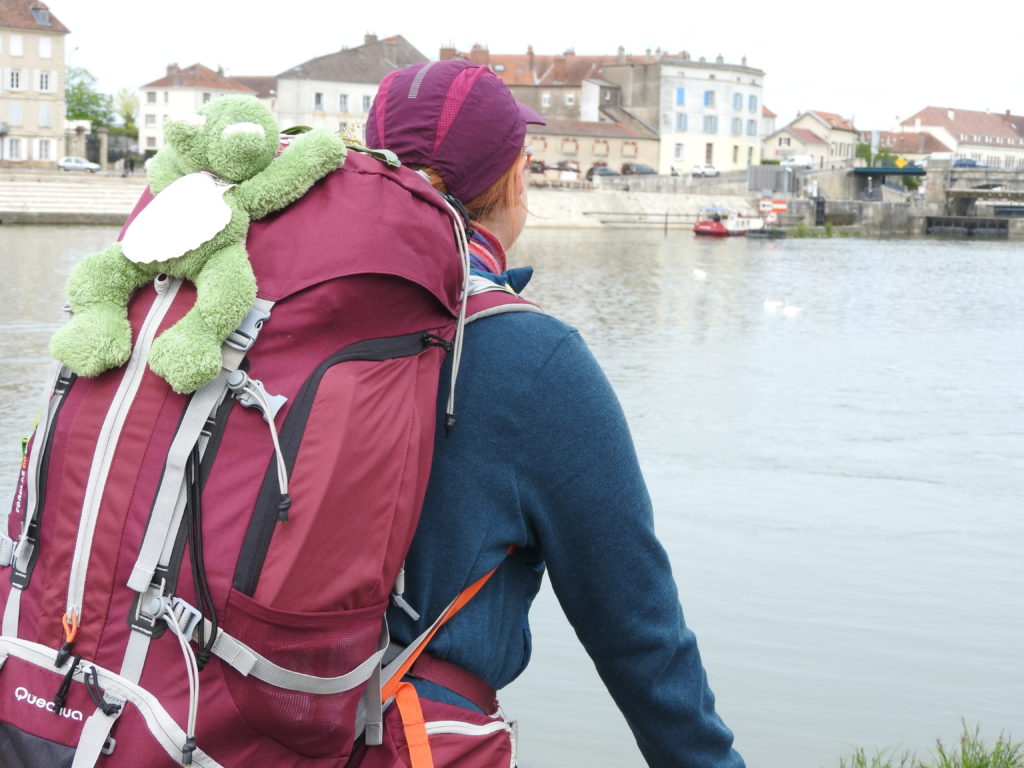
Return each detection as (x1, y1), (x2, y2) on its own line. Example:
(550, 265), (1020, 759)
(585, 165), (621, 181)
(691, 164), (720, 177)
(780, 155), (813, 169)
(57, 156), (101, 173)
(621, 163), (657, 175)
(953, 158), (985, 168)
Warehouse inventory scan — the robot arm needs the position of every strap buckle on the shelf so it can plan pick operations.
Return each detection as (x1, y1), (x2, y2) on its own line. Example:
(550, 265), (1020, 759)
(225, 307), (271, 352)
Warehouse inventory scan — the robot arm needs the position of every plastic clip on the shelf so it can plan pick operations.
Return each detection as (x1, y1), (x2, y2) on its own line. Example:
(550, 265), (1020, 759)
(225, 307), (272, 352)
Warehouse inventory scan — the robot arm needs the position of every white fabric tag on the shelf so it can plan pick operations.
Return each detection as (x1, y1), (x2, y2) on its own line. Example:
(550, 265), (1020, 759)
(121, 172), (235, 264)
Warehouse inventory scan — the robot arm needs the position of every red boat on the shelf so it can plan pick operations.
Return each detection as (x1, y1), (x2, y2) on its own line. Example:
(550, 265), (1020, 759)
(693, 207), (765, 236)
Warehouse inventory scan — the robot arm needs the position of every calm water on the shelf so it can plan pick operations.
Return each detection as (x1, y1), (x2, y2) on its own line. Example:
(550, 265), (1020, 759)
(1, 225), (1022, 767)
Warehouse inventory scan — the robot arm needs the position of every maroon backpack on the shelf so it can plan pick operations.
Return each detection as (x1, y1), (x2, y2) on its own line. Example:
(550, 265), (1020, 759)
(0, 149), (513, 767)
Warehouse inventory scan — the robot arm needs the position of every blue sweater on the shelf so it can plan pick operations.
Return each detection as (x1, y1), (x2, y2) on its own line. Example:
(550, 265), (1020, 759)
(389, 286), (745, 768)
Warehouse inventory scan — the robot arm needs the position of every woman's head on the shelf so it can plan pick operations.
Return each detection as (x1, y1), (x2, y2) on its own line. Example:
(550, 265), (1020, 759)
(365, 60), (545, 208)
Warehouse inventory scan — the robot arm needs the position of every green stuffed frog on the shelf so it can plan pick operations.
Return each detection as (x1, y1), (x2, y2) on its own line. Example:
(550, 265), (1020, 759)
(50, 94), (346, 393)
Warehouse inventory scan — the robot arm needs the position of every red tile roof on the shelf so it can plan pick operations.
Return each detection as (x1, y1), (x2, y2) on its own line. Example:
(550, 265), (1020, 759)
(787, 127), (828, 145)
(868, 131), (951, 154)
(229, 76), (277, 99)
(901, 106), (1024, 142)
(762, 105), (776, 118)
(443, 45), (648, 86)
(534, 111), (658, 140)
(0, 0), (69, 33)
(809, 110), (856, 132)
(143, 63), (256, 92)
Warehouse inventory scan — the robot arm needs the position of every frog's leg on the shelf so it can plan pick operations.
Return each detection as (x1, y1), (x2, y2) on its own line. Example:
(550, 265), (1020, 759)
(148, 243), (256, 393)
(50, 243), (151, 376)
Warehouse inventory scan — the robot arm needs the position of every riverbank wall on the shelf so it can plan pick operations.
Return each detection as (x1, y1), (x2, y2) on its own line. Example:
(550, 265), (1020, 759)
(3, 171), (1023, 238)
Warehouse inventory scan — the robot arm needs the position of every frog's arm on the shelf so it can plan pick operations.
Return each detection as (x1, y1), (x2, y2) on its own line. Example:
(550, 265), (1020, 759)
(233, 129), (347, 220)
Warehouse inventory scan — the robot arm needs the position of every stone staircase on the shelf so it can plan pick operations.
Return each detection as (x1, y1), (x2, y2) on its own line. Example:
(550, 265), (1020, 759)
(0, 171), (148, 224)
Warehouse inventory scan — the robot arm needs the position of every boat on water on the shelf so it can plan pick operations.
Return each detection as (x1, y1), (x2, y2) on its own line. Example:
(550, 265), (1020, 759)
(693, 207), (766, 236)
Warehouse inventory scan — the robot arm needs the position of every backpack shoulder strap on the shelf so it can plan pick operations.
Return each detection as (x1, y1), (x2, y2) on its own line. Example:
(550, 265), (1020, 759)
(465, 274), (542, 324)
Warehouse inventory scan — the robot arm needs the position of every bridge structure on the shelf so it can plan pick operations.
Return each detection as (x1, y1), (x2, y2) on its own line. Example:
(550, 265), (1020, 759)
(928, 165), (1024, 215)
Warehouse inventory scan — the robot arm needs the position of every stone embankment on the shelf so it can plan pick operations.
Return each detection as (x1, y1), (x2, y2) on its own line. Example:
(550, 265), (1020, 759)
(0, 170), (753, 229)
(0, 171), (148, 225)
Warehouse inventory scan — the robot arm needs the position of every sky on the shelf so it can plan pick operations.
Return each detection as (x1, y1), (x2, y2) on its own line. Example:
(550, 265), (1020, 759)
(53, 0), (1020, 132)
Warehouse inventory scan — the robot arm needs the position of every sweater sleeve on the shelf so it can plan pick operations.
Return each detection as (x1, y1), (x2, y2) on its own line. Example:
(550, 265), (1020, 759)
(515, 329), (745, 768)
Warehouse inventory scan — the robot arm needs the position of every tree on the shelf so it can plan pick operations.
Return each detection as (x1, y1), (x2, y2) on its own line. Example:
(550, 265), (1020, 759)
(114, 87), (139, 133)
(65, 66), (115, 127)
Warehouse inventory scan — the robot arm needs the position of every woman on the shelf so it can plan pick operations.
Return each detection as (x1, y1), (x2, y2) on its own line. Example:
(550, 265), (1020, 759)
(360, 60), (745, 768)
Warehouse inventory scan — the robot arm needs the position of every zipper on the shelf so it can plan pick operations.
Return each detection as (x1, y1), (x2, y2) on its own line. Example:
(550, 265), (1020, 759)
(423, 719), (512, 737)
(63, 276), (182, 638)
(232, 331), (438, 596)
(10, 368), (76, 589)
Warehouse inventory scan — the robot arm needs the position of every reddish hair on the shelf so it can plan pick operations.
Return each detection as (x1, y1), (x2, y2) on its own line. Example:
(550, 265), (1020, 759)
(410, 155), (523, 224)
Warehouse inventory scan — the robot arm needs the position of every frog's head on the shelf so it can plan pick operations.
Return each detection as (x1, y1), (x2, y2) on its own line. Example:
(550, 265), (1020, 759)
(164, 95), (279, 183)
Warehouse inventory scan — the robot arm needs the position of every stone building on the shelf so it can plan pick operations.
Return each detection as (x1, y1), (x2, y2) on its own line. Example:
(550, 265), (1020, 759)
(0, 0), (69, 168)
(276, 34), (425, 138)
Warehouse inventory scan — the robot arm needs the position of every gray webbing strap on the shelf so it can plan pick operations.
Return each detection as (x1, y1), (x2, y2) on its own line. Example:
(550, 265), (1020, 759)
(202, 618), (386, 695)
(119, 623), (151, 683)
(3, 361), (68, 637)
(71, 694), (126, 768)
(126, 370), (230, 594)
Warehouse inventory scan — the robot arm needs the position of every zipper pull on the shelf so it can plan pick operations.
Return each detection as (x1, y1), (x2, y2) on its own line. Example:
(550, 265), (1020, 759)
(84, 665), (122, 716)
(55, 610), (79, 667)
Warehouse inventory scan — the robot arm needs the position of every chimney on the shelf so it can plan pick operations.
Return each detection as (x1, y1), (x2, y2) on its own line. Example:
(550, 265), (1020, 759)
(166, 63), (179, 77)
(216, 65), (224, 77)
(741, 55), (747, 66)
(528, 45), (535, 73)
(439, 46), (456, 60)
(616, 45), (625, 64)
(364, 33), (378, 45)
(468, 43), (489, 66)
(553, 56), (567, 83)
(716, 54), (724, 64)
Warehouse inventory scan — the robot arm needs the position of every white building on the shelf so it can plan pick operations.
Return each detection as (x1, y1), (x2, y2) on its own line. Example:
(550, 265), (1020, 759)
(601, 52), (767, 173)
(899, 106), (1024, 169)
(137, 63), (256, 156)
(0, 0), (69, 168)
(763, 111), (858, 169)
(275, 34), (426, 138)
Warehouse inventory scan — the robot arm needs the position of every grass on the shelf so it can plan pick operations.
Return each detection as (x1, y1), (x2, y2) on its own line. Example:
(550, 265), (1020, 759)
(839, 722), (1024, 768)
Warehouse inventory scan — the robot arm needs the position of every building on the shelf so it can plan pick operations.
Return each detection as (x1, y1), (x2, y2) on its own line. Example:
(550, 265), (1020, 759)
(138, 63), (256, 155)
(763, 110), (858, 169)
(229, 75), (277, 113)
(899, 106), (1024, 168)
(0, 0), (69, 168)
(276, 34), (426, 138)
(444, 44), (766, 175)
(865, 130), (951, 165)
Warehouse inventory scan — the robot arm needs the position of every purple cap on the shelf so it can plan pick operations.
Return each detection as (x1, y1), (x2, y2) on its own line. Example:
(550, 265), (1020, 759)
(366, 60), (545, 203)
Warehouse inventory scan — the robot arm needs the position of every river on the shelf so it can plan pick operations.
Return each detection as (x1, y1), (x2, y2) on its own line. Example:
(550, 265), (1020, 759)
(0, 225), (1021, 768)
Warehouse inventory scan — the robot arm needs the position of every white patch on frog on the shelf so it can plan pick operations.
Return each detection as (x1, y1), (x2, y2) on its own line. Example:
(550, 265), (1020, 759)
(121, 172), (235, 264)
(222, 121), (264, 137)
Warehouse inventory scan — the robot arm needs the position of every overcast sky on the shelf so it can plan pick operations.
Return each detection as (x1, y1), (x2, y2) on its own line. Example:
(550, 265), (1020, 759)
(55, 0), (1019, 132)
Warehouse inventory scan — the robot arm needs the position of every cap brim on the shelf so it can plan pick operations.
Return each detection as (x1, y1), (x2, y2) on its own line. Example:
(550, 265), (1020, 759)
(517, 101), (546, 126)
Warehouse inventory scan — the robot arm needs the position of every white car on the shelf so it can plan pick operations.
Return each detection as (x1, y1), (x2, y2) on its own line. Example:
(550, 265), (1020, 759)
(57, 156), (101, 173)
(692, 164), (719, 177)
(780, 156), (813, 169)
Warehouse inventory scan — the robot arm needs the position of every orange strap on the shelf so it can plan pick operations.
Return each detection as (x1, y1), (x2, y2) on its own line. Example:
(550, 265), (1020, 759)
(395, 682), (434, 768)
(380, 559), (503, 703)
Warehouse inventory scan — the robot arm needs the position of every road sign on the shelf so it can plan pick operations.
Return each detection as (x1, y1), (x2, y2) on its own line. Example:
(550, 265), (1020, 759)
(895, 156), (907, 169)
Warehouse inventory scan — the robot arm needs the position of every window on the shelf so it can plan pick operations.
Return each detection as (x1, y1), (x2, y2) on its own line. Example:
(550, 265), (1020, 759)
(339, 94), (348, 111)
(146, 136), (157, 148)
(565, 93), (575, 106)
(314, 92), (324, 110)
(732, 117), (742, 135)
(675, 87), (685, 106)
(621, 140), (638, 157)
(9, 102), (22, 126)
(593, 139), (609, 156)
(37, 138), (51, 160)
(541, 92), (551, 108)
(733, 93), (742, 110)
(560, 138), (578, 154)
(10, 35), (23, 56)
(147, 91), (157, 104)
(675, 113), (687, 131)
(733, 145), (739, 163)
(748, 95), (758, 112)
(705, 142), (713, 164)
(8, 69), (22, 90)
(30, 7), (50, 24)
(747, 146), (754, 164)
(747, 119), (757, 136)
(703, 90), (715, 108)
(203, 92), (211, 104)
(37, 70), (51, 91)
(7, 138), (22, 160)
(779, 137), (791, 146)
(674, 143), (684, 159)
(145, 114), (156, 125)
(38, 103), (50, 126)
(39, 37), (52, 58)
(338, 121), (348, 133)
(362, 95), (372, 112)
(703, 115), (718, 133)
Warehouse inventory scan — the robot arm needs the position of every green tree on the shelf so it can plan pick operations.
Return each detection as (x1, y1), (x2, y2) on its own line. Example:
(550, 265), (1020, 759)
(65, 66), (115, 127)
(114, 87), (139, 133)
(856, 142), (898, 166)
